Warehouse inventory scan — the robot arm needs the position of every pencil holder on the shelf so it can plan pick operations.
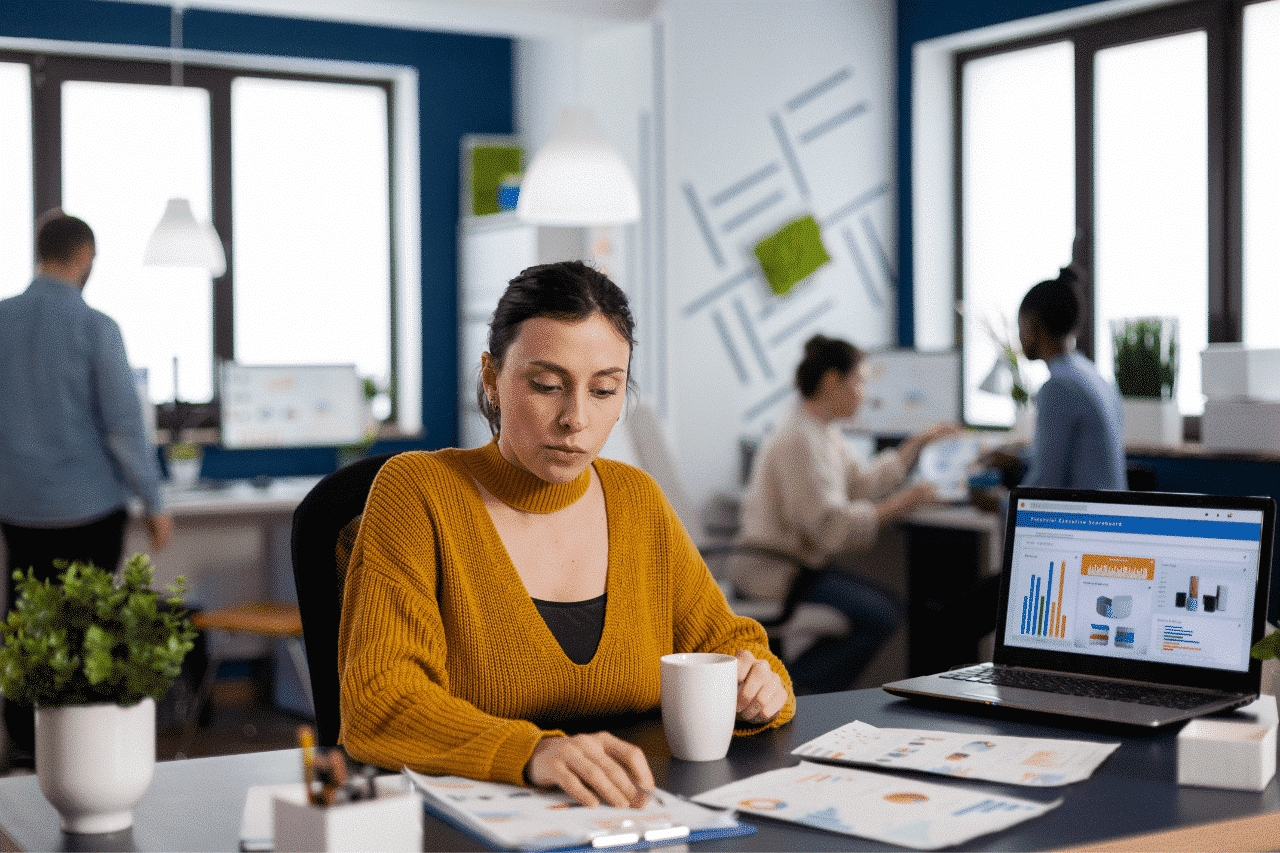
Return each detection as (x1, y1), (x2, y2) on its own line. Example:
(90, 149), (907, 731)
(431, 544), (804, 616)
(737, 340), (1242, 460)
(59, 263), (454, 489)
(273, 782), (422, 853)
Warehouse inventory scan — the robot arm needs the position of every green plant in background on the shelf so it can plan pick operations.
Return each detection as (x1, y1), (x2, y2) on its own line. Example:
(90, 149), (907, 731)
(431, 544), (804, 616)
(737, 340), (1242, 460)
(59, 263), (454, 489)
(1251, 628), (1280, 661)
(1112, 317), (1178, 399)
(0, 555), (195, 708)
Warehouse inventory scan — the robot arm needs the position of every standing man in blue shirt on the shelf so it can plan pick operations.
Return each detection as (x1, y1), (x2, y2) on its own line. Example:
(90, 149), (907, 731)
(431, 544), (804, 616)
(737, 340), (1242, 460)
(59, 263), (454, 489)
(0, 211), (172, 764)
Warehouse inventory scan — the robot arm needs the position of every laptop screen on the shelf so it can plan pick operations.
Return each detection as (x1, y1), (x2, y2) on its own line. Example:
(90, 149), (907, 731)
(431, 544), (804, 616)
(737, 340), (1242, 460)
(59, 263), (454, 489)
(999, 489), (1274, 686)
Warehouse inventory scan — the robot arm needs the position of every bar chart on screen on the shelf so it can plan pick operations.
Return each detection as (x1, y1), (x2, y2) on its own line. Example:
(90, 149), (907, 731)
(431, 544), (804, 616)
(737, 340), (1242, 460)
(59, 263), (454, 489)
(1018, 556), (1073, 640)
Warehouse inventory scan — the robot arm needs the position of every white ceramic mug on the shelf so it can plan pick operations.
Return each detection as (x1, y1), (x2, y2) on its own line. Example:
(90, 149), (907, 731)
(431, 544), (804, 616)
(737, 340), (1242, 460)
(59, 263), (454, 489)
(660, 652), (738, 762)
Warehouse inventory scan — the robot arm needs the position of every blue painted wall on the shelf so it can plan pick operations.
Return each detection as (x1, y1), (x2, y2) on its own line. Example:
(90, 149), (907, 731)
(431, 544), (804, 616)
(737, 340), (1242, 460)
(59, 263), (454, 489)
(1, 0), (514, 451)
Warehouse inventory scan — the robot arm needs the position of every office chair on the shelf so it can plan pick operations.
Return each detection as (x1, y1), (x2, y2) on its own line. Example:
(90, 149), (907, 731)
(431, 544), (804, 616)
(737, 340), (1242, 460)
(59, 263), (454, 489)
(174, 601), (308, 758)
(289, 451), (399, 747)
(621, 399), (848, 662)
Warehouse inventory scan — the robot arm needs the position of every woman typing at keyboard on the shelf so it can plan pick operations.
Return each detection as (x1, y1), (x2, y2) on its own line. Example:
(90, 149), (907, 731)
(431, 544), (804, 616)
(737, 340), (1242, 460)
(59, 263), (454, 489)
(336, 261), (794, 808)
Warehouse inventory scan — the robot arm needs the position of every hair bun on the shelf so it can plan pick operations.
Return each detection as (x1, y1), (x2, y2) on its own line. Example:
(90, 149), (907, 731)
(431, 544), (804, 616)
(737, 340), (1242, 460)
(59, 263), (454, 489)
(804, 335), (829, 356)
(1058, 266), (1079, 285)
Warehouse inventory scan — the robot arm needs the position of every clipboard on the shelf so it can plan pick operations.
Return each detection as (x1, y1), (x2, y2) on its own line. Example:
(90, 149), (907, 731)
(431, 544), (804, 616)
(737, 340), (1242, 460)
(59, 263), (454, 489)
(404, 768), (756, 851)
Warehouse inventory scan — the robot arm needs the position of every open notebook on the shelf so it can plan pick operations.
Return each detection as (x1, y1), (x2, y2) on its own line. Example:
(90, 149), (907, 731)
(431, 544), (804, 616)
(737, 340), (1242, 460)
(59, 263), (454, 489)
(884, 487), (1276, 727)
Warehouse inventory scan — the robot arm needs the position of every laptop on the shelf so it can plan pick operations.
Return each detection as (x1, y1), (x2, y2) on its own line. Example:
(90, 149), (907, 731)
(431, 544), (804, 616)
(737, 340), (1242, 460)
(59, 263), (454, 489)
(911, 432), (1003, 503)
(883, 487), (1276, 727)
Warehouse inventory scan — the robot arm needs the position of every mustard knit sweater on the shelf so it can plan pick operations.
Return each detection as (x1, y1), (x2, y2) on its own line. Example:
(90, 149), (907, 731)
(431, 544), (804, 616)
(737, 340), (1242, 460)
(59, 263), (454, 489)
(337, 442), (795, 784)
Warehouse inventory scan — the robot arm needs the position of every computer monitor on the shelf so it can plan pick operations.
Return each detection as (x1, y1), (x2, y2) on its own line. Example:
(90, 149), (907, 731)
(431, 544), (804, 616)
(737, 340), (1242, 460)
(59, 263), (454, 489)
(220, 363), (366, 449)
(849, 349), (960, 436)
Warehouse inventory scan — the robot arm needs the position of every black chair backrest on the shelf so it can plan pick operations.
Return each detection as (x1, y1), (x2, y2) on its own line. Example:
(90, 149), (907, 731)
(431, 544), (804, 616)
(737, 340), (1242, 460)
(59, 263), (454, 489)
(290, 451), (398, 746)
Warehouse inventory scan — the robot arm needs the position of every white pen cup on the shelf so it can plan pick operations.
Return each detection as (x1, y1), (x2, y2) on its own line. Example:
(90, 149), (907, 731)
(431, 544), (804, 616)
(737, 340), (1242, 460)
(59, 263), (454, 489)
(660, 652), (738, 762)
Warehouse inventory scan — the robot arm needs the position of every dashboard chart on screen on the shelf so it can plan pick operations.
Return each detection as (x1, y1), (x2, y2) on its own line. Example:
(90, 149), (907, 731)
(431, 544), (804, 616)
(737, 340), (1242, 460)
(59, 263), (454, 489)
(1003, 502), (1263, 674)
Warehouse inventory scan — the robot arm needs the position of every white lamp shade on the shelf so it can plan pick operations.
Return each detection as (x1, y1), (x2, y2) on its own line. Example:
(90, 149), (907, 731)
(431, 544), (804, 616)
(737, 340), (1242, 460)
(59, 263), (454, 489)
(978, 352), (1014, 396)
(143, 197), (227, 277)
(516, 107), (641, 226)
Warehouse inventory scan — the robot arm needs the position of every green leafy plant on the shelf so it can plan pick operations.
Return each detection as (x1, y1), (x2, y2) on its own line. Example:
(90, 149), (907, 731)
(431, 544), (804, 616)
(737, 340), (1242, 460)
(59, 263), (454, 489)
(1112, 317), (1178, 399)
(1251, 627), (1280, 661)
(0, 554), (196, 708)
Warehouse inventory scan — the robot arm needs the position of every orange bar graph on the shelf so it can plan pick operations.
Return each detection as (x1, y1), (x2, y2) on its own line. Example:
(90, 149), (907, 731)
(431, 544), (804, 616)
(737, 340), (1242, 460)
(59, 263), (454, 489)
(1055, 559), (1067, 638)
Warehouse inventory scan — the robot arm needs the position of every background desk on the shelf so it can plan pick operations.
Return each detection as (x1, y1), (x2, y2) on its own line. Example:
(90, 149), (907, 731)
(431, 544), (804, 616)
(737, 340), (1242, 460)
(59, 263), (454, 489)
(2, 688), (1277, 852)
(126, 478), (320, 715)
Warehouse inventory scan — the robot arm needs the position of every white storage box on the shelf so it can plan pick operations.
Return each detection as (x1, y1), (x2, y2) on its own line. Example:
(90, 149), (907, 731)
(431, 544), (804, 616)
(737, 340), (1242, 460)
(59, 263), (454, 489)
(1177, 696), (1277, 790)
(1201, 400), (1280, 452)
(1201, 344), (1280, 401)
(273, 785), (422, 853)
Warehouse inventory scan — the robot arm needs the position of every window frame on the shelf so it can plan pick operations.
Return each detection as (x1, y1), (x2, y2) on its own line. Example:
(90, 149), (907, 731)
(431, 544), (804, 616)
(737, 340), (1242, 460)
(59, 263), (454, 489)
(952, 0), (1256, 423)
(13, 47), (400, 419)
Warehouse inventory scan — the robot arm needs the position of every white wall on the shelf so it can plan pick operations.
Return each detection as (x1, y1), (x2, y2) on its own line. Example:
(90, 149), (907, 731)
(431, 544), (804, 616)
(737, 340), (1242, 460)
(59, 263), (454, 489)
(656, 0), (897, 517)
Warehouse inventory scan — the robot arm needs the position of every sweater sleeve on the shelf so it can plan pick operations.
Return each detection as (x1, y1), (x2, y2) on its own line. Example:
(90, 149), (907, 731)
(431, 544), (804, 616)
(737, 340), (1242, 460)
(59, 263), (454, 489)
(92, 313), (162, 516)
(336, 456), (557, 784)
(660, 484), (797, 733)
(848, 447), (908, 502)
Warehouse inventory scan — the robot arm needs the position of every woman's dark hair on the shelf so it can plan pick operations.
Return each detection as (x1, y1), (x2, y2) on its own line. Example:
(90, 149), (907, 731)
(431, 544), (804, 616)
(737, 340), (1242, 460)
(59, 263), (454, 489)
(477, 260), (636, 435)
(795, 334), (862, 399)
(1019, 267), (1082, 339)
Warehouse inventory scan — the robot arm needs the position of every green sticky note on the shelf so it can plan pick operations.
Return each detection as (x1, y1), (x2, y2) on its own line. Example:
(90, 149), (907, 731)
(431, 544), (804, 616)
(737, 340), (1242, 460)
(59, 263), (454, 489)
(754, 215), (831, 295)
(471, 146), (522, 216)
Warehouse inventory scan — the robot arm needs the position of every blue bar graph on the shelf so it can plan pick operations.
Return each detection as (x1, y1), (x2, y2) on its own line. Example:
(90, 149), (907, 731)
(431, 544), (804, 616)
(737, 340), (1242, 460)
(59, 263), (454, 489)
(1020, 562), (1063, 638)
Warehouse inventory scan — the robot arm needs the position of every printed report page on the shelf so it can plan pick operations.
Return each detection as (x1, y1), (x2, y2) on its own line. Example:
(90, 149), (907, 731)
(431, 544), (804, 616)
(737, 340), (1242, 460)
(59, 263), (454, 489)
(1003, 500), (1263, 673)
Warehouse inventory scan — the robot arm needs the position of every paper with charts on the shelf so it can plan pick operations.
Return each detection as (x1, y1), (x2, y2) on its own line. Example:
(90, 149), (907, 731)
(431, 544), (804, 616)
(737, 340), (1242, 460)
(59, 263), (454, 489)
(693, 760), (1062, 850)
(403, 767), (742, 851)
(792, 720), (1119, 786)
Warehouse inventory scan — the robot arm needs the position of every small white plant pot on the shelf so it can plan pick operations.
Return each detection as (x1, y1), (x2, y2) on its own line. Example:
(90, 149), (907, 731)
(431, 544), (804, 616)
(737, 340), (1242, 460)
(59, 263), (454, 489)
(1122, 397), (1182, 448)
(35, 697), (156, 834)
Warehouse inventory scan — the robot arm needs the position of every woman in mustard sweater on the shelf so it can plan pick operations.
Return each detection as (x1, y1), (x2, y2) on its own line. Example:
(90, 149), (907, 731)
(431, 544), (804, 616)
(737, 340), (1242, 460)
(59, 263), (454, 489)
(337, 260), (794, 809)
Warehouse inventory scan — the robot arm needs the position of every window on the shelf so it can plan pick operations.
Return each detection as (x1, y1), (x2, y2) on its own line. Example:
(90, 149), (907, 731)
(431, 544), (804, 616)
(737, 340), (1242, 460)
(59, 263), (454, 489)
(1093, 31), (1208, 416)
(0, 62), (32, 300)
(955, 0), (1271, 424)
(960, 41), (1072, 426)
(231, 77), (392, 397)
(62, 81), (215, 403)
(10, 48), (402, 423)
(1243, 0), (1280, 347)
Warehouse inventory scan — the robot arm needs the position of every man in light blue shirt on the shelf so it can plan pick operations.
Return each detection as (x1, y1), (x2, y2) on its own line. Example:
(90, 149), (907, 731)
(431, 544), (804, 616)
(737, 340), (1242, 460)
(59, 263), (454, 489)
(0, 212), (172, 761)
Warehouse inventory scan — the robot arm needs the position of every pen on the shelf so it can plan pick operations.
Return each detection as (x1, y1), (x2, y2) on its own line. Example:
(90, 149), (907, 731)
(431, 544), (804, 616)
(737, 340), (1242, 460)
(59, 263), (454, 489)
(298, 725), (318, 805)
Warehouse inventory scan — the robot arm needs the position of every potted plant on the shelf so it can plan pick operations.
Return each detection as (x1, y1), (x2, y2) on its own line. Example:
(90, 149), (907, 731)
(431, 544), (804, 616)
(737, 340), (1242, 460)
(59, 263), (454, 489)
(1111, 316), (1181, 447)
(0, 554), (196, 834)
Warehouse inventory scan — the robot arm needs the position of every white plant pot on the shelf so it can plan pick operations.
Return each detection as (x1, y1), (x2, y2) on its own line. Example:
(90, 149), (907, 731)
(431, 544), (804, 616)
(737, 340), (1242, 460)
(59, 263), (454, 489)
(1122, 397), (1182, 448)
(35, 697), (156, 834)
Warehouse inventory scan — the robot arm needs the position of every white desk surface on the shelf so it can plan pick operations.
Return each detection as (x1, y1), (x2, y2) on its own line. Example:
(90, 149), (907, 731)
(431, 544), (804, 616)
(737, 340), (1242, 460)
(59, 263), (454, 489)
(135, 477), (323, 519)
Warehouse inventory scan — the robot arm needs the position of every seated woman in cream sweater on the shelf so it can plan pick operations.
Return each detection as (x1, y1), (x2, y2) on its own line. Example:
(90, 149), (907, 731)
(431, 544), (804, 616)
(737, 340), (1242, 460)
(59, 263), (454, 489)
(734, 335), (958, 694)
(337, 260), (793, 809)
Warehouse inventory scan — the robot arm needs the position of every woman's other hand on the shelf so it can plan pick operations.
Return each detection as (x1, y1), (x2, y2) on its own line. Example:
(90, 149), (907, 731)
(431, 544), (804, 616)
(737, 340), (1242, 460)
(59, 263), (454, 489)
(526, 732), (655, 808)
(735, 650), (787, 724)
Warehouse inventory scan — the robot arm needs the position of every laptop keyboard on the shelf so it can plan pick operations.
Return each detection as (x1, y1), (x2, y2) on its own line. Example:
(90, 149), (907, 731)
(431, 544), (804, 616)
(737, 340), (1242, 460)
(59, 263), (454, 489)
(940, 666), (1213, 709)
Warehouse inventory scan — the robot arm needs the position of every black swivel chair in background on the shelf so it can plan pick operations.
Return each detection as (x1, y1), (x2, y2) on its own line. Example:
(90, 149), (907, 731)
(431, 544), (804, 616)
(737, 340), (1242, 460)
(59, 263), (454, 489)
(289, 451), (398, 747)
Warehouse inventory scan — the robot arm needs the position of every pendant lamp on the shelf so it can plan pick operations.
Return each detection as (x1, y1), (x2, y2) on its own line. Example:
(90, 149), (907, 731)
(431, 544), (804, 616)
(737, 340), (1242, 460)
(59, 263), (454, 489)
(143, 5), (227, 276)
(143, 198), (227, 277)
(515, 107), (641, 226)
(978, 352), (1015, 397)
